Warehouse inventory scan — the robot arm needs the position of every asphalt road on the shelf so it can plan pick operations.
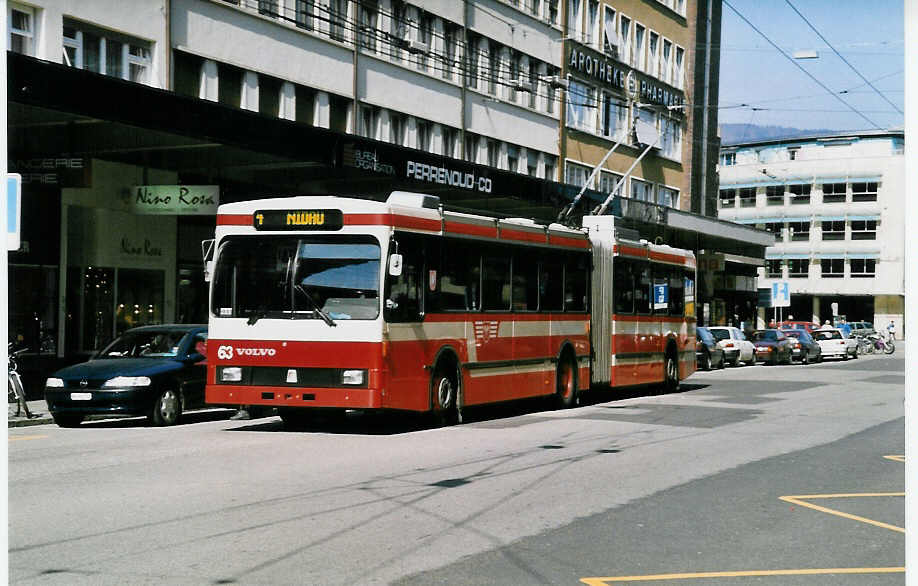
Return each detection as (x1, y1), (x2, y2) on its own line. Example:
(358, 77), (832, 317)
(8, 353), (903, 585)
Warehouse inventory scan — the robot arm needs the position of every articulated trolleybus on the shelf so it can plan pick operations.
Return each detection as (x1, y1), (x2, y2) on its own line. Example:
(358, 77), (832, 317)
(205, 192), (695, 426)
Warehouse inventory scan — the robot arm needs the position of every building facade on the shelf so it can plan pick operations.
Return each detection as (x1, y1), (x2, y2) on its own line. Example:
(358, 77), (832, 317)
(7, 0), (768, 394)
(718, 131), (905, 334)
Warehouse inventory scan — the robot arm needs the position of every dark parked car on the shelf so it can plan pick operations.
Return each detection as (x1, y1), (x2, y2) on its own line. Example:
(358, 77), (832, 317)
(783, 329), (822, 364)
(44, 325), (208, 427)
(750, 329), (793, 365)
(778, 321), (821, 334)
(696, 327), (726, 371)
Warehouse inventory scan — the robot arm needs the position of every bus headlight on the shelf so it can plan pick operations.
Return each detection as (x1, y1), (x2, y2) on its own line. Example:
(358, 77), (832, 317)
(45, 377), (64, 388)
(341, 369), (365, 385)
(220, 367), (243, 382)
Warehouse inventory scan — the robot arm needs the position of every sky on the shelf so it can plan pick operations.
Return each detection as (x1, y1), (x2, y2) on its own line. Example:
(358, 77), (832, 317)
(717, 0), (904, 133)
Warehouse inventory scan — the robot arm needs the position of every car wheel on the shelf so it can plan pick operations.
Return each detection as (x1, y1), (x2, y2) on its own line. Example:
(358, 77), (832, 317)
(52, 413), (84, 428)
(149, 389), (182, 426)
(701, 351), (711, 371)
(801, 353), (808, 365)
(853, 348), (859, 359)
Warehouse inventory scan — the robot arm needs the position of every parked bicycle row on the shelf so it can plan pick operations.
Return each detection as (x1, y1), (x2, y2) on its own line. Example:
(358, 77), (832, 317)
(696, 321), (895, 370)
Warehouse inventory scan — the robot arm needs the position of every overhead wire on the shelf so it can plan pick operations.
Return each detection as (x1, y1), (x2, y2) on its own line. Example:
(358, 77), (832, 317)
(782, 0), (902, 115)
(722, 0), (884, 130)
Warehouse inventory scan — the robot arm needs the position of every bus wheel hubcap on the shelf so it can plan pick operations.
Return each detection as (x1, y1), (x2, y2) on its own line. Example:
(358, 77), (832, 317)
(437, 378), (453, 409)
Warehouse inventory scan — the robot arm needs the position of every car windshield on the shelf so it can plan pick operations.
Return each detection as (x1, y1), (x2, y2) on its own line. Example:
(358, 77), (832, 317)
(752, 330), (777, 342)
(814, 330), (842, 341)
(98, 330), (188, 358)
(211, 235), (381, 321)
(697, 329), (714, 343)
(708, 329), (730, 341)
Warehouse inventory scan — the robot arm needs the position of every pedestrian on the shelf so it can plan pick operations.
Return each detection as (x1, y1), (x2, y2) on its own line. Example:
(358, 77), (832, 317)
(230, 405), (252, 420)
(887, 320), (896, 341)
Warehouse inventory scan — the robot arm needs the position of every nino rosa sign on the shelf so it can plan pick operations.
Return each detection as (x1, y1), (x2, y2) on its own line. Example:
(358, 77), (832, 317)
(129, 185), (219, 215)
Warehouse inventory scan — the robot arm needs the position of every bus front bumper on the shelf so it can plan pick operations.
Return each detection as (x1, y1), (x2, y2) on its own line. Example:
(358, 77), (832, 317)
(206, 385), (384, 410)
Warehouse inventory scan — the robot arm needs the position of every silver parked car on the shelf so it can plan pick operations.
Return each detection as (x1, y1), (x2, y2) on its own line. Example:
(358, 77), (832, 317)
(706, 326), (756, 366)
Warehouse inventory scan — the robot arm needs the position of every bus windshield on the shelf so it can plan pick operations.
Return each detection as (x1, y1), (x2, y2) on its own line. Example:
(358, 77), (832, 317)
(211, 236), (381, 321)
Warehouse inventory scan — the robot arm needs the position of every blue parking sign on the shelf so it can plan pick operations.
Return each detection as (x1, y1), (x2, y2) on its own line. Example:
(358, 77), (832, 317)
(8, 173), (21, 251)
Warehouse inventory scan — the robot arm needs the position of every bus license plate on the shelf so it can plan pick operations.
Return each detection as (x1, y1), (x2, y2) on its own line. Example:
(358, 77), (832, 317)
(70, 392), (92, 401)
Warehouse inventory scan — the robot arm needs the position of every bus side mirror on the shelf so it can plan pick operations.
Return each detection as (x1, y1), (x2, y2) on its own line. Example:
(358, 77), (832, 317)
(201, 239), (215, 282)
(388, 253), (403, 277)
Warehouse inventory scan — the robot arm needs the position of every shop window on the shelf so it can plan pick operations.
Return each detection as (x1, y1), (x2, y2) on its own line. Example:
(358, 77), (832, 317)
(62, 19), (152, 84)
(8, 265), (58, 355)
(788, 259), (809, 278)
(719, 189), (736, 208)
(9, 3), (35, 55)
(822, 182), (846, 203)
(851, 220), (877, 240)
(852, 181), (878, 202)
(850, 259), (876, 278)
(821, 220), (845, 240)
(82, 267), (115, 352)
(739, 187), (756, 207)
(789, 184), (810, 204)
(820, 258), (844, 278)
(765, 259), (782, 278)
(116, 269), (165, 336)
(766, 185), (785, 206)
(788, 221), (809, 241)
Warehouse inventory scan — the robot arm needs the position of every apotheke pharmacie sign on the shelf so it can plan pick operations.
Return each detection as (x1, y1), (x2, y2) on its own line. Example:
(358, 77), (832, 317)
(128, 185), (219, 215)
(568, 46), (684, 110)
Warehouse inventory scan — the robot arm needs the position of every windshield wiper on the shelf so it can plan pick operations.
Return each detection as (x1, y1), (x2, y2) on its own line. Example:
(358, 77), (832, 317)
(246, 308), (267, 326)
(295, 285), (337, 327)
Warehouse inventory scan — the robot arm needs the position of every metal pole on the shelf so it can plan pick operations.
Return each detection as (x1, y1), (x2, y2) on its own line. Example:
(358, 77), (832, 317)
(593, 135), (660, 216)
(558, 135), (626, 222)
(699, 0), (713, 216)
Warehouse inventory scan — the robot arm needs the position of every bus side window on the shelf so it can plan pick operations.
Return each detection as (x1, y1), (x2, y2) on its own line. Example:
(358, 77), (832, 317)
(439, 239), (478, 311)
(669, 269), (684, 316)
(384, 237), (422, 322)
(540, 257), (564, 312)
(482, 252), (510, 311)
(614, 258), (634, 314)
(635, 262), (651, 314)
(564, 253), (589, 312)
(512, 252), (539, 311)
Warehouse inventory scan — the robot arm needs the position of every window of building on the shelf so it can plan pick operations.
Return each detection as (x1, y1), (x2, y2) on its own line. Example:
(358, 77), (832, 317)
(357, 0), (378, 52)
(416, 120), (430, 152)
(787, 147), (799, 160)
(739, 187), (756, 207)
(586, 0), (600, 48)
(569, 0), (583, 42)
(488, 46), (500, 95)
(527, 151), (539, 176)
(633, 23), (645, 70)
(850, 259), (876, 278)
(851, 219), (877, 240)
(9, 3), (34, 55)
(486, 139), (499, 168)
(600, 170), (623, 196)
(647, 31), (659, 77)
(719, 189), (736, 208)
(601, 94), (628, 141)
(258, 0), (278, 17)
(821, 258), (844, 278)
(295, 0), (315, 30)
(417, 12), (433, 71)
(389, 112), (405, 145)
(564, 161), (592, 189)
(788, 259), (809, 278)
(359, 104), (379, 138)
(674, 45), (684, 89)
(603, 6), (617, 57)
(658, 186), (678, 208)
(789, 184), (810, 204)
(442, 23), (459, 81)
(720, 152), (736, 166)
(762, 222), (783, 239)
(765, 259), (782, 278)
(442, 127), (457, 158)
(660, 116), (682, 161)
(548, 0), (559, 24)
(544, 155), (557, 180)
(852, 181), (878, 202)
(822, 182), (846, 203)
(566, 81), (596, 133)
(766, 185), (784, 206)
(788, 221), (809, 241)
(661, 38), (672, 84)
(464, 132), (480, 163)
(631, 178), (653, 202)
(63, 20), (153, 84)
(619, 15), (631, 65)
(328, 0), (348, 42)
(821, 220), (845, 240)
(507, 144), (520, 173)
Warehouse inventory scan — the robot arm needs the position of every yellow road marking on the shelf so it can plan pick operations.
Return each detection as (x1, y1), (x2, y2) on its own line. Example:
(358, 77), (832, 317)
(884, 454), (904, 462)
(780, 493), (904, 533)
(8, 434), (47, 442)
(580, 567), (904, 584)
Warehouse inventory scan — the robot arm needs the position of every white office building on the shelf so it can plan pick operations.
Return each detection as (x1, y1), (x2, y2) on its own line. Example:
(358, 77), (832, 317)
(717, 131), (904, 335)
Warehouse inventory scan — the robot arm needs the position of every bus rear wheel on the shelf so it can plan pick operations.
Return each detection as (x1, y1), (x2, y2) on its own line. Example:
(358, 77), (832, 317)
(430, 366), (459, 426)
(555, 356), (577, 409)
(663, 352), (679, 394)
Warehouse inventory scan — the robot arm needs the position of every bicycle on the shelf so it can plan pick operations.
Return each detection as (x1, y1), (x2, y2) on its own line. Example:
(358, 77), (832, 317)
(8, 344), (34, 418)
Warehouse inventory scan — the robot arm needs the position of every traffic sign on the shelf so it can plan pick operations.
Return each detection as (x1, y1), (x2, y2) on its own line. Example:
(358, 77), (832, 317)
(771, 281), (790, 308)
(7, 173), (21, 251)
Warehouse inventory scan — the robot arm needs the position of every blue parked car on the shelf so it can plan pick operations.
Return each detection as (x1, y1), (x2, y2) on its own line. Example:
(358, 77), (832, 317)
(44, 325), (208, 427)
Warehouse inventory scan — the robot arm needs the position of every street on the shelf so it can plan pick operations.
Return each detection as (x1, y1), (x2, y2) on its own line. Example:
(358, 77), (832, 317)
(9, 352), (903, 585)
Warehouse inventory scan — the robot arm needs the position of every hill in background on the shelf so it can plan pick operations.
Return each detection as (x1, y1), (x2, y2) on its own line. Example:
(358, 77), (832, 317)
(719, 123), (839, 145)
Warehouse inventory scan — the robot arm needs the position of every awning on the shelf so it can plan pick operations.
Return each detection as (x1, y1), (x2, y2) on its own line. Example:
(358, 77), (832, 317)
(813, 252), (846, 259)
(845, 252), (880, 259)
(816, 216), (846, 222)
(765, 252), (810, 260)
(846, 215), (880, 221)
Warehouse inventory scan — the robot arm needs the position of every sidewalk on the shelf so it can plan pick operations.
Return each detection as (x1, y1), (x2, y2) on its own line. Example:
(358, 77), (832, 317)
(8, 399), (53, 428)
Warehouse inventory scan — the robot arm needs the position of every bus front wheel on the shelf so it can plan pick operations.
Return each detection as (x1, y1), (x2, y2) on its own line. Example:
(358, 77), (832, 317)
(663, 352), (679, 394)
(430, 366), (459, 426)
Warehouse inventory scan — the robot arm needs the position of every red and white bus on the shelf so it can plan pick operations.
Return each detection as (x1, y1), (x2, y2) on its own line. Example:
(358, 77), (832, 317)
(205, 192), (696, 426)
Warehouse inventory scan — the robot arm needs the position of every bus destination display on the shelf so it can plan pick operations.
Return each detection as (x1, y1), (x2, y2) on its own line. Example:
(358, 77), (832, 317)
(253, 209), (343, 231)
